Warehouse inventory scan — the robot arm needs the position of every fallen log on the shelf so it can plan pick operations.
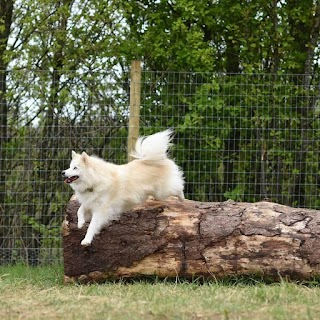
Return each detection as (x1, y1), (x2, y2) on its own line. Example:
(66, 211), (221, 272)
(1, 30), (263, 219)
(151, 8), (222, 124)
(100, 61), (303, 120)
(62, 196), (320, 283)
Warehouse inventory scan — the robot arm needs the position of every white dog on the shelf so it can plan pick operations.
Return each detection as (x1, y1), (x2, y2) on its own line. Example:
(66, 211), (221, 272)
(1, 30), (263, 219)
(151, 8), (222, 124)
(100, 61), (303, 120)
(62, 129), (184, 246)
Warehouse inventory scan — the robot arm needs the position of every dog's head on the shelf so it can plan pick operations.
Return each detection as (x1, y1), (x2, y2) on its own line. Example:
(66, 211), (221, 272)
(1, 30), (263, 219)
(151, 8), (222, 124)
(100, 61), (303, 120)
(62, 151), (90, 187)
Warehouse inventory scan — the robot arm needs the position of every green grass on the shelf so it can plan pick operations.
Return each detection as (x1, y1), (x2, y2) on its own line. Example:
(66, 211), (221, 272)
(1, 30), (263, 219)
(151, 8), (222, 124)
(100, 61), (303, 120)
(1, 265), (320, 319)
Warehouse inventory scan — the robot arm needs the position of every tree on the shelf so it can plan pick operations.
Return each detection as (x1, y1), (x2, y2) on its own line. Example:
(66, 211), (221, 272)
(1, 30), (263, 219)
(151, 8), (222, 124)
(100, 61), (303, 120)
(0, 0), (13, 264)
(120, 0), (320, 74)
(0, 0), (129, 264)
(0, 0), (13, 203)
(119, 0), (320, 206)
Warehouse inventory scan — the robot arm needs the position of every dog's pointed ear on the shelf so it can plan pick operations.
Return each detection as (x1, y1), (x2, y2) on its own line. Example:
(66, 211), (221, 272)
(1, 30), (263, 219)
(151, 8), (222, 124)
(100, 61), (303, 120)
(81, 151), (90, 165)
(71, 150), (77, 159)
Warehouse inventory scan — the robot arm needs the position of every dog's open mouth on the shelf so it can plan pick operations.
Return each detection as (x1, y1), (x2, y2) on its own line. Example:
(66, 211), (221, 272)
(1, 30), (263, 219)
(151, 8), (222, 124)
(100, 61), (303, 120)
(64, 176), (79, 184)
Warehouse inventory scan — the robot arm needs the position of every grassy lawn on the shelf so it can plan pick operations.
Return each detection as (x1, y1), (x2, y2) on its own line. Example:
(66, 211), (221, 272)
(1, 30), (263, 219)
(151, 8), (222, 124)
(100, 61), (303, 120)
(0, 265), (320, 320)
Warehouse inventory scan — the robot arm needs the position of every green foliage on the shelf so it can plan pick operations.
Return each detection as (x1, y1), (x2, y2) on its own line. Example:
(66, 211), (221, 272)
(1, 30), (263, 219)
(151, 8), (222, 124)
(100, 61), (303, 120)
(140, 72), (320, 206)
(1, 0), (320, 264)
(121, 0), (320, 74)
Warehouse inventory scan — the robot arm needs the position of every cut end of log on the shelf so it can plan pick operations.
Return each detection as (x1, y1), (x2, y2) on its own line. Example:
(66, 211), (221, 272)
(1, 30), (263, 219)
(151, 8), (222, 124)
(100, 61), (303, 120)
(63, 197), (320, 284)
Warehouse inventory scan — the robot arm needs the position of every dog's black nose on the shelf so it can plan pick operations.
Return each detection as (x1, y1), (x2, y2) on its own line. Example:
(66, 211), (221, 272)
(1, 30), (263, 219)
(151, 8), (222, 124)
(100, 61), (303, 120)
(61, 170), (66, 177)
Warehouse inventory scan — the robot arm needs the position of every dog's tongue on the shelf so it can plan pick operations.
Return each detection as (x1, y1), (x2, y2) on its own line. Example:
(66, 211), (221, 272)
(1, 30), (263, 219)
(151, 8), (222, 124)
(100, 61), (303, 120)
(64, 176), (79, 184)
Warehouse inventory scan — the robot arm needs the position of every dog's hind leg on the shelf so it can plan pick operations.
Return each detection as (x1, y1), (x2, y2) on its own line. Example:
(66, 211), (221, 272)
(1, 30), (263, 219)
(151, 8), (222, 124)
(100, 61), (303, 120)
(177, 191), (185, 202)
(80, 210), (114, 246)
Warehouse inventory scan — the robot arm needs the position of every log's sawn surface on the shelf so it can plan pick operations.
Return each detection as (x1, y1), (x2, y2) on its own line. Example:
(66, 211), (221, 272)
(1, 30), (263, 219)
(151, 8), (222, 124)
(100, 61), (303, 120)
(62, 196), (320, 283)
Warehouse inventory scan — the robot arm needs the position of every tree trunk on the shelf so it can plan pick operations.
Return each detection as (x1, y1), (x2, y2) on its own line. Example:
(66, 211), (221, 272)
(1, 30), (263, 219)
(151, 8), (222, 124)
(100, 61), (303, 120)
(63, 197), (320, 283)
(0, 0), (13, 264)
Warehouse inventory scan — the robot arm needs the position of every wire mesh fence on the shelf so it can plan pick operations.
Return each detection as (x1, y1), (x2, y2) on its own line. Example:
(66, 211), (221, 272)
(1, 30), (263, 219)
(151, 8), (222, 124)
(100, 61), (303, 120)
(1, 68), (320, 265)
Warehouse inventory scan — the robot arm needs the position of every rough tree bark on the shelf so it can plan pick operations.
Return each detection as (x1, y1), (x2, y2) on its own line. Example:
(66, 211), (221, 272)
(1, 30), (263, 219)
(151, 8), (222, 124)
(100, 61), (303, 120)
(63, 196), (320, 283)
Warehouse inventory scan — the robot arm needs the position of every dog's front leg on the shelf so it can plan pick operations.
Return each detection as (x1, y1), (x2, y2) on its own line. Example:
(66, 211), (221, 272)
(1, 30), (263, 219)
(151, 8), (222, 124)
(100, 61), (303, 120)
(81, 211), (112, 246)
(77, 205), (88, 229)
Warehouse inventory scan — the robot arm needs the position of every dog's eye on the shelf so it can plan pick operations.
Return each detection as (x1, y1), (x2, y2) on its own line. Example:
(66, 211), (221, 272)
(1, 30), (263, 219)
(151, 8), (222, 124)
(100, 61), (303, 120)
(73, 167), (78, 170)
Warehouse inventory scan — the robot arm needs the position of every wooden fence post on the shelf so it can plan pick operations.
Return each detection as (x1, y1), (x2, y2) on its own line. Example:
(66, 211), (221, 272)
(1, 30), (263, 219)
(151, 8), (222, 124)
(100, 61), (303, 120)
(127, 60), (142, 161)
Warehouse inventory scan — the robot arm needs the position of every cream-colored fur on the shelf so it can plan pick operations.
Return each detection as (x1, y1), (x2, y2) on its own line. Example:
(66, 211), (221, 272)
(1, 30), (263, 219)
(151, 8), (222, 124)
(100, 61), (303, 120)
(62, 129), (184, 246)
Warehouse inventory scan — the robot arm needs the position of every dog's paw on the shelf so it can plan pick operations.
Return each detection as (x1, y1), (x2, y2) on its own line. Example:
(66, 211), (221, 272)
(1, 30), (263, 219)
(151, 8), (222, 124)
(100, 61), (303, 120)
(81, 239), (91, 246)
(77, 221), (85, 229)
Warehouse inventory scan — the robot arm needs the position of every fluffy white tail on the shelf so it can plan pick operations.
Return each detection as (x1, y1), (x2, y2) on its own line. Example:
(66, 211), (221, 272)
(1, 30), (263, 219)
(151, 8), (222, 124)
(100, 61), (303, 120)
(130, 129), (174, 161)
